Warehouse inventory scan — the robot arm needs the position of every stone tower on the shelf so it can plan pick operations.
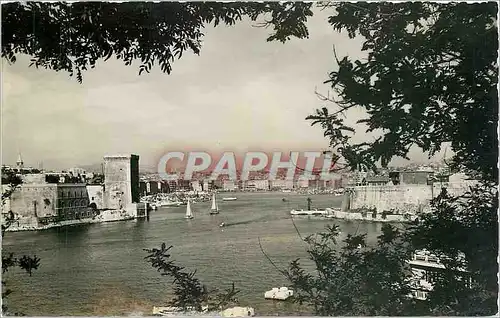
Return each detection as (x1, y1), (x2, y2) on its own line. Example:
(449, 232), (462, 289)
(103, 154), (140, 210)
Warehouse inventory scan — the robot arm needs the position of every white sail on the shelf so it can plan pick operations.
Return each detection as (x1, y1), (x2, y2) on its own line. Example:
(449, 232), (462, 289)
(185, 199), (193, 219)
(210, 193), (219, 213)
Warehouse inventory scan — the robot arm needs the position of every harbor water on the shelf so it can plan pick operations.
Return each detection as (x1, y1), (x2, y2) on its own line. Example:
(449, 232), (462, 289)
(2, 192), (385, 316)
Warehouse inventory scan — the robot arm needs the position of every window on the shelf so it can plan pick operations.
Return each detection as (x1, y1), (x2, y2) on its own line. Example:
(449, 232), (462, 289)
(416, 291), (427, 300)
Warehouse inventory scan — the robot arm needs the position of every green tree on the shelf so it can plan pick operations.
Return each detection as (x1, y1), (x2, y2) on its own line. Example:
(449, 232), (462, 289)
(144, 243), (239, 312)
(285, 224), (426, 316)
(299, 1), (498, 316)
(2, 178), (41, 315)
(2, 1), (312, 83)
(2, 1), (498, 316)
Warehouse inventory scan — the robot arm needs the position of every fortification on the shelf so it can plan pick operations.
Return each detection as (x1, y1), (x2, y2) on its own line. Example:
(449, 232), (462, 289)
(341, 179), (476, 216)
(342, 184), (433, 214)
(103, 154), (140, 210)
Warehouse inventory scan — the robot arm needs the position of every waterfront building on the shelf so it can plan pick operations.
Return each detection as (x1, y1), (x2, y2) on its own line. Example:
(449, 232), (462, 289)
(202, 180), (210, 191)
(2, 182), (94, 228)
(296, 179), (309, 188)
(68, 167), (86, 176)
(388, 170), (433, 185)
(223, 180), (238, 191)
(308, 179), (325, 189)
(177, 179), (192, 191)
(191, 180), (203, 192)
(269, 179), (294, 190)
(56, 184), (92, 221)
(365, 176), (391, 186)
(244, 180), (269, 191)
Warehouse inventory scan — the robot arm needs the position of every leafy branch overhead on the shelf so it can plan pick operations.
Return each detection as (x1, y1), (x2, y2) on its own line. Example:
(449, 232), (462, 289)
(144, 243), (239, 312)
(307, 2), (498, 181)
(1, 2), (312, 83)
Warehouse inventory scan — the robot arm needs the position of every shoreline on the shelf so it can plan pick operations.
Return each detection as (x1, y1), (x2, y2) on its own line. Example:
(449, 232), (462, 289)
(4, 210), (139, 232)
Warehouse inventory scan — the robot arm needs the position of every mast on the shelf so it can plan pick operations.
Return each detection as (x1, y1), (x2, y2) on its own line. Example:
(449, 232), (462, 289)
(211, 193), (219, 212)
(186, 199), (193, 218)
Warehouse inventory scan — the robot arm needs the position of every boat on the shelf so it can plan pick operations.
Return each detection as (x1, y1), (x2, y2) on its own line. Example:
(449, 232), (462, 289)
(156, 199), (183, 207)
(406, 249), (470, 300)
(264, 287), (294, 300)
(185, 199), (194, 219)
(152, 306), (208, 316)
(210, 193), (219, 215)
(290, 209), (328, 216)
(222, 197), (237, 201)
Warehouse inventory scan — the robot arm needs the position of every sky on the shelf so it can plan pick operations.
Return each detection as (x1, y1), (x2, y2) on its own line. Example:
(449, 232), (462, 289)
(1, 8), (447, 171)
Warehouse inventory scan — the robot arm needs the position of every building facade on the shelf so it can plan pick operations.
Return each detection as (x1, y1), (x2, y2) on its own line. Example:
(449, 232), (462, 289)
(56, 184), (92, 221)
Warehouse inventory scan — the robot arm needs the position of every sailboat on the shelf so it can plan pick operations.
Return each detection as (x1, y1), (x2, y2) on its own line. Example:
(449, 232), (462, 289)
(209, 192), (219, 215)
(185, 199), (194, 219)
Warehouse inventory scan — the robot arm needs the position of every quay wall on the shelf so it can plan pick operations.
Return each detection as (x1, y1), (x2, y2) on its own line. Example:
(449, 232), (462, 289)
(326, 208), (417, 223)
(4, 209), (136, 232)
(342, 181), (476, 214)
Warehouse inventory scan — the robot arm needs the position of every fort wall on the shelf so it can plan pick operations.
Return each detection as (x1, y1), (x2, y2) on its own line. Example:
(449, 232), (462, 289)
(342, 181), (476, 215)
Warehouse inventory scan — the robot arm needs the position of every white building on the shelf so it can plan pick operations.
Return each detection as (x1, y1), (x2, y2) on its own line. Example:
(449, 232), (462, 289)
(68, 167), (86, 176)
(191, 181), (203, 192)
(223, 180), (238, 191)
(245, 180), (269, 191)
(270, 179), (294, 190)
(296, 179), (309, 188)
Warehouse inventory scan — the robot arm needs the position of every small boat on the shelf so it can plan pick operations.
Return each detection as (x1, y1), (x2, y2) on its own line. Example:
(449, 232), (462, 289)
(157, 200), (183, 207)
(290, 209), (328, 216)
(210, 193), (219, 215)
(264, 287), (294, 300)
(152, 306), (208, 316)
(222, 197), (237, 201)
(185, 199), (194, 219)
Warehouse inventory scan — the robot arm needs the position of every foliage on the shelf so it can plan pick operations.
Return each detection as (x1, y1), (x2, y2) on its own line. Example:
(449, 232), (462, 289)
(285, 224), (423, 315)
(2, 1), (312, 83)
(307, 2), (498, 183)
(1, 180), (41, 316)
(407, 184), (498, 315)
(144, 243), (239, 312)
(299, 2), (497, 315)
(2, 1), (498, 316)
(1, 173), (22, 186)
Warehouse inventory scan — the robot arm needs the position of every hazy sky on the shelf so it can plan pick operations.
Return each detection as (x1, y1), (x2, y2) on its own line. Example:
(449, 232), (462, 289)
(1, 9), (445, 170)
